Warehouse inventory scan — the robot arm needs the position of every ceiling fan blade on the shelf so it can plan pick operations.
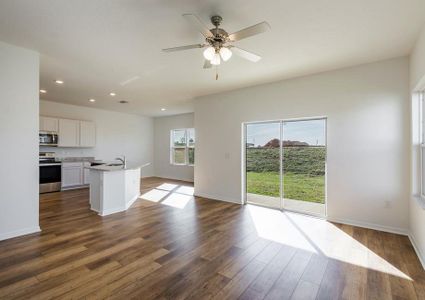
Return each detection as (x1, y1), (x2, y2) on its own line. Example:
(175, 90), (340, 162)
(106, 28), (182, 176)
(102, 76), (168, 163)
(203, 60), (212, 69)
(162, 44), (205, 52)
(231, 46), (262, 62)
(183, 14), (214, 38)
(228, 21), (270, 42)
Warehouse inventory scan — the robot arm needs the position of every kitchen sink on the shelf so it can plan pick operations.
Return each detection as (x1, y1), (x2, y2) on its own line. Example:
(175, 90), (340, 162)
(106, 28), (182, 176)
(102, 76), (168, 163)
(106, 163), (124, 166)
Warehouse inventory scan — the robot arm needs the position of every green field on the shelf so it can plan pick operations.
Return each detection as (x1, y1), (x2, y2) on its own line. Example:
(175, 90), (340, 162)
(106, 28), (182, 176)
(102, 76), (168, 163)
(247, 172), (325, 203)
(246, 147), (325, 203)
(173, 148), (195, 165)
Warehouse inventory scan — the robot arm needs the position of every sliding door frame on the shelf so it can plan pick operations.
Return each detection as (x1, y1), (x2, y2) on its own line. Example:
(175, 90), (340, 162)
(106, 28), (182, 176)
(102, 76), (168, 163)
(242, 120), (283, 209)
(242, 116), (328, 217)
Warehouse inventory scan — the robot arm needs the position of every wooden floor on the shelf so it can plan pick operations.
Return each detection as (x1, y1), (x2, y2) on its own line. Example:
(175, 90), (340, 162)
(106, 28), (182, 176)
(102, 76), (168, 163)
(0, 177), (424, 299)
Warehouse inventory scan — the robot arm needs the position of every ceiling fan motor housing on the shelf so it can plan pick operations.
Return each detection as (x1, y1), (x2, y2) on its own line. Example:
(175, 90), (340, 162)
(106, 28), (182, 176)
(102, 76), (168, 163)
(211, 15), (222, 27)
(206, 16), (228, 50)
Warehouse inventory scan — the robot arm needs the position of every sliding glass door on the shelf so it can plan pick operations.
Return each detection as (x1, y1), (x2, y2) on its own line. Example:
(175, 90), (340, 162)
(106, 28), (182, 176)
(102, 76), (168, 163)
(244, 118), (326, 216)
(282, 119), (326, 216)
(245, 122), (281, 209)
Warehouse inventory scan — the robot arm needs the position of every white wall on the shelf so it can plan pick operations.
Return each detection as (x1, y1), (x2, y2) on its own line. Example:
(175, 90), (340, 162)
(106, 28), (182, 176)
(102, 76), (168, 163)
(409, 24), (425, 267)
(0, 41), (40, 240)
(411, 25), (425, 91)
(40, 100), (154, 177)
(154, 113), (194, 182)
(195, 57), (410, 233)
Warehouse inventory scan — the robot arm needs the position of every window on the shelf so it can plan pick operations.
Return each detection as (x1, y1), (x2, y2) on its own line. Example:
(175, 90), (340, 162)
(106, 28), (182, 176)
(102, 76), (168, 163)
(171, 128), (195, 166)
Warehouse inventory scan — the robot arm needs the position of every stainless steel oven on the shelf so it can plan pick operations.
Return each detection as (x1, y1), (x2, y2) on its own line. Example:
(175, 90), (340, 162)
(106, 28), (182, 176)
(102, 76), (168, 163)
(39, 152), (61, 193)
(39, 131), (58, 146)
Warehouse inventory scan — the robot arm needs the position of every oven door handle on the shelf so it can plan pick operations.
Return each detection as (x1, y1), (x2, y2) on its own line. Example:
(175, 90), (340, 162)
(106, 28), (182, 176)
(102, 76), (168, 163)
(39, 163), (62, 166)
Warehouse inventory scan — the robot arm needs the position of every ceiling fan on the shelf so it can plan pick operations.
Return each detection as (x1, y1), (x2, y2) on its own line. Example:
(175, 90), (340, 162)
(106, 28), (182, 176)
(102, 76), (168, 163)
(162, 14), (270, 70)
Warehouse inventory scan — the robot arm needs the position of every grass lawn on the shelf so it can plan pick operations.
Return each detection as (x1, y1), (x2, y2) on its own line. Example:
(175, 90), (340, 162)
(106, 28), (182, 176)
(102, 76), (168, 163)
(247, 171), (325, 203)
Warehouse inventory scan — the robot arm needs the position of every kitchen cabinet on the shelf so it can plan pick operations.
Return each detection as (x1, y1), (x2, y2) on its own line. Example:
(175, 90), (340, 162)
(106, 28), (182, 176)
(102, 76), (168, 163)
(83, 162), (91, 184)
(40, 116), (59, 132)
(58, 119), (80, 147)
(80, 121), (96, 147)
(62, 162), (91, 189)
(62, 162), (83, 188)
(40, 116), (96, 148)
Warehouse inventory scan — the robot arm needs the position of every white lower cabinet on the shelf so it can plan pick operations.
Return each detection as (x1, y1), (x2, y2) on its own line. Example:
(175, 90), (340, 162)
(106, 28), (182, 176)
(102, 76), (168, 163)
(62, 162), (90, 189)
(83, 162), (91, 184)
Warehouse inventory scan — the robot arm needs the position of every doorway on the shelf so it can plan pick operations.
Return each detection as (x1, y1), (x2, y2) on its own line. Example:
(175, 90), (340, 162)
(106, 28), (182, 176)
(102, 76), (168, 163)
(244, 118), (326, 216)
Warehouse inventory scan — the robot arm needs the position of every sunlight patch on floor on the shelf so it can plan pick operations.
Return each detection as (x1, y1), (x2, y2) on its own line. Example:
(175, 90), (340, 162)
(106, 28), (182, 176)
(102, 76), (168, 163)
(139, 182), (194, 209)
(175, 186), (194, 196)
(162, 193), (192, 208)
(157, 183), (178, 191)
(247, 204), (318, 253)
(247, 204), (412, 280)
(139, 189), (169, 202)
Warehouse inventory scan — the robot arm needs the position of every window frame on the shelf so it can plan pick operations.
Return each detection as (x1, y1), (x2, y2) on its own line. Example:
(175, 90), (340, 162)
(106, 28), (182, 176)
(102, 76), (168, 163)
(170, 128), (195, 166)
(420, 91), (425, 199)
(187, 128), (195, 166)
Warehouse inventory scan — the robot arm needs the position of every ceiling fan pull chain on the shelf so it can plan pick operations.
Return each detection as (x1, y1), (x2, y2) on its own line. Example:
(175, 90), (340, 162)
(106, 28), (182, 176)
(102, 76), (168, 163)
(216, 66), (219, 80)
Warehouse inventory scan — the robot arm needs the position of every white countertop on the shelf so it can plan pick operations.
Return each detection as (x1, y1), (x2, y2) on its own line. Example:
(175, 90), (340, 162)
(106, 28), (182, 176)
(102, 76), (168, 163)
(85, 162), (150, 172)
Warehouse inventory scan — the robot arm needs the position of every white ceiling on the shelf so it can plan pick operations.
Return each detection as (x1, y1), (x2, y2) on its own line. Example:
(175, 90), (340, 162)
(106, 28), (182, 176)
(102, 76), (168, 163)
(0, 0), (424, 116)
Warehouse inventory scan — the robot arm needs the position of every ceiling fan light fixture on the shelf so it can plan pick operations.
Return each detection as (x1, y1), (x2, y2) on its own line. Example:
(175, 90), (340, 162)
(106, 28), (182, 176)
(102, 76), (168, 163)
(219, 47), (232, 61)
(210, 53), (221, 65)
(203, 46), (215, 61)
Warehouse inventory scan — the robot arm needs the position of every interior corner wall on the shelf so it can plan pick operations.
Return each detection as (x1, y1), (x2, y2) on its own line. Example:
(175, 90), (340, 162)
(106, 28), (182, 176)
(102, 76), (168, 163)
(0, 41), (40, 240)
(195, 57), (410, 234)
(154, 113), (194, 182)
(409, 24), (425, 267)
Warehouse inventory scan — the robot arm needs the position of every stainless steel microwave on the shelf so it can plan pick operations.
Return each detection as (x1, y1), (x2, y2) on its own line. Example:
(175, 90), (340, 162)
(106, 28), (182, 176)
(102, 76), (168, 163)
(39, 132), (58, 146)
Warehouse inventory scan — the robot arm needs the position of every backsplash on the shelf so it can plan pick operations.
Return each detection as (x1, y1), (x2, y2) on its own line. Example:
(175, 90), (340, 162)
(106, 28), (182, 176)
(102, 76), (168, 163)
(39, 146), (96, 159)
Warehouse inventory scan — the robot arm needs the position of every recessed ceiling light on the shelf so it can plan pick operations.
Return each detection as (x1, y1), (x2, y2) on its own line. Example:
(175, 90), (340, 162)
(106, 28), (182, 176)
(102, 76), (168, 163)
(109, 92), (116, 96)
(39, 89), (47, 93)
(55, 80), (64, 84)
(89, 98), (96, 102)
(119, 100), (129, 104)
(161, 108), (166, 111)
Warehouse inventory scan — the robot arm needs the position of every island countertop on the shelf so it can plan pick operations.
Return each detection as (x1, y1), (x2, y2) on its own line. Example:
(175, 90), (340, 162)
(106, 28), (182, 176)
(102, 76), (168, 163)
(85, 162), (151, 172)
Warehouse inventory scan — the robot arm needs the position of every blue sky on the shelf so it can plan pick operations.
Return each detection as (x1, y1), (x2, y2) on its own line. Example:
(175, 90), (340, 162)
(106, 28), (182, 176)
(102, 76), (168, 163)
(246, 119), (326, 146)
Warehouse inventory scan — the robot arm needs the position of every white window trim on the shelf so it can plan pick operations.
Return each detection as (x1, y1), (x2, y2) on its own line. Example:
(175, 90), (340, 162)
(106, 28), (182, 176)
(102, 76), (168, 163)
(170, 128), (195, 166)
(419, 91), (425, 200)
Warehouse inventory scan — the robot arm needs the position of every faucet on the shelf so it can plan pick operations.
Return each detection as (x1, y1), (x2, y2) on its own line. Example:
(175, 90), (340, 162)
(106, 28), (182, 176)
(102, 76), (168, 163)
(115, 155), (127, 168)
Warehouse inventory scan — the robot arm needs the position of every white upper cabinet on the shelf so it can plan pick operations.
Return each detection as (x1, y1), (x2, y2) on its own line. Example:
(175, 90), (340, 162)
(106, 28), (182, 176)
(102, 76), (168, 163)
(40, 116), (59, 132)
(79, 121), (96, 147)
(58, 119), (80, 147)
(41, 116), (96, 148)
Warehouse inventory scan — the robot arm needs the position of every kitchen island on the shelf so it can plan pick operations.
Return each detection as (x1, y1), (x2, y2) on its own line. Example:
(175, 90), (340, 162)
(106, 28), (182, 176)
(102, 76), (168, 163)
(86, 162), (150, 216)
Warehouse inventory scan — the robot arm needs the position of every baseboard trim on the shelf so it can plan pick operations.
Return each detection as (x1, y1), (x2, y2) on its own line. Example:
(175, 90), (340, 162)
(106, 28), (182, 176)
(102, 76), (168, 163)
(61, 185), (89, 191)
(327, 216), (408, 236)
(94, 193), (141, 216)
(0, 226), (41, 241)
(409, 232), (425, 270)
(194, 192), (242, 204)
(151, 175), (194, 183)
(125, 193), (140, 209)
(99, 206), (125, 216)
